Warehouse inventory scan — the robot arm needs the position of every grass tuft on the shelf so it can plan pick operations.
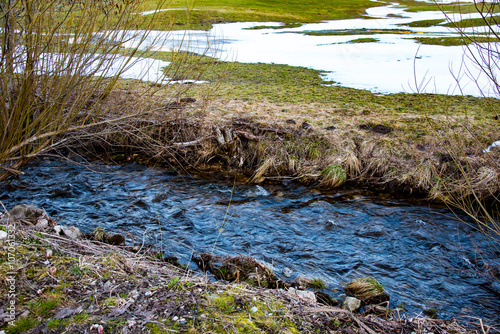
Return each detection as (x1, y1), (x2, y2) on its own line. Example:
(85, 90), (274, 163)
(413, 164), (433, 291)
(310, 278), (326, 289)
(320, 164), (347, 188)
(345, 277), (385, 301)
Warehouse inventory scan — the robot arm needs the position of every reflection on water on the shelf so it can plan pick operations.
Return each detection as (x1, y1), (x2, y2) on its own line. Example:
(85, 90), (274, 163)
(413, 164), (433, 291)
(1, 158), (499, 322)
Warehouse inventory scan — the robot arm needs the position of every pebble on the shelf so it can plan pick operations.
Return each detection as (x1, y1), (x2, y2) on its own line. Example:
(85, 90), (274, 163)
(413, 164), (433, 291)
(173, 316), (179, 321)
(0, 231), (7, 240)
(283, 267), (293, 278)
(250, 306), (258, 313)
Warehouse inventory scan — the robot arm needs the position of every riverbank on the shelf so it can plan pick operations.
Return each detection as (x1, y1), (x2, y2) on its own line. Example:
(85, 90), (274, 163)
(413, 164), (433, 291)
(51, 72), (499, 202)
(0, 216), (494, 333)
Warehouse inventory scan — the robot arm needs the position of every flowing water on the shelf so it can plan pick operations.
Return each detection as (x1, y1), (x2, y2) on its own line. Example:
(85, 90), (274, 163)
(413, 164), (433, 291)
(1, 158), (499, 323)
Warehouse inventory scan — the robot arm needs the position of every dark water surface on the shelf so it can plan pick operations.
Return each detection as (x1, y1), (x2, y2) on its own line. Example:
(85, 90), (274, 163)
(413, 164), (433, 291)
(2, 158), (499, 323)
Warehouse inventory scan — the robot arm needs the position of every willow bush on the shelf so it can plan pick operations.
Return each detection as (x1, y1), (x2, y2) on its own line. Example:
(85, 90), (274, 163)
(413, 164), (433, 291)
(431, 0), (500, 277)
(0, 0), (211, 180)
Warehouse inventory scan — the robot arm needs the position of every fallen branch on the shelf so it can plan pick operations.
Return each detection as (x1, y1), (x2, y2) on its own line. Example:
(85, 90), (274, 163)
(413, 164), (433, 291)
(173, 135), (214, 147)
(234, 130), (262, 141)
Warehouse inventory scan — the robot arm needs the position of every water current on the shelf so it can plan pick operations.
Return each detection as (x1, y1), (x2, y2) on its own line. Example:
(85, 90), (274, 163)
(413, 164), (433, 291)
(1, 158), (499, 323)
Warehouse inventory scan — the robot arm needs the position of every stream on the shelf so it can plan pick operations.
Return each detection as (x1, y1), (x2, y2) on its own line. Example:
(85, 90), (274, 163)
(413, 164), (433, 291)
(1, 157), (499, 323)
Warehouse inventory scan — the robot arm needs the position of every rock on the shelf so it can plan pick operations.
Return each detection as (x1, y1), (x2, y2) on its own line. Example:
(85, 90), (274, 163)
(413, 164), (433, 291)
(92, 227), (125, 245)
(283, 267), (293, 278)
(341, 296), (361, 312)
(250, 306), (258, 313)
(54, 226), (82, 240)
(35, 218), (49, 230)
(364, 304), (391, 316)
(54, 307), (77, 319)
(423, 308), (438, 319)
(285, 119), (296, 125)
(288, 288), (316, 302)
(0, 231), (7, 240)
(106, 234), (125, 246)
(293, 276), (312, 288)
(2, 204), (47, 223)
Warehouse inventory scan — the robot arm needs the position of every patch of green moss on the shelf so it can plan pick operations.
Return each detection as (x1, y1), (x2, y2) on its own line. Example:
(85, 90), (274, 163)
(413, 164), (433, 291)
(47, 318), (69, 330)
(71, 312), (90, 324)
(6, 317), (39, 334)
(30, 293), (62, 317)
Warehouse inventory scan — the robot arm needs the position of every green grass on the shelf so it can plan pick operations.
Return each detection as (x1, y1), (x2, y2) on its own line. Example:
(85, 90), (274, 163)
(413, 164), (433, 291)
(412, 35), (500, 46)
(310, 278), (326, 289)
(346, 37), (379, 43)
(246, 22), (303, 30)
(146, 49), (500, 117)
(302, 28), (412, 36)
(400, 18), (445, 28)
(142, 0), (387, 27)
(320, 165), (347, 188)
(138, 0), (482, 31)
(444, 15), (500, 29)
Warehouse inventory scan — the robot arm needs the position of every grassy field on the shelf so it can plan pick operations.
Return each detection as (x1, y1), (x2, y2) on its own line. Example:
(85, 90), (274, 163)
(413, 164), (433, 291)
(139, 0), (496, 30)
(143, 0), (384, 27)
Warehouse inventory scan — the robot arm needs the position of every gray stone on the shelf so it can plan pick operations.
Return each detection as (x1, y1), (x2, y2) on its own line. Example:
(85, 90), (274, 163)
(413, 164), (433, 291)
(288, 287), (316, 302)
(283, 267), (293, 278)
(2, 204), (47, 223)
(36, 218), (49, 229)
(341, 296), (361, 312)
(0, 231), (7, 240)
(4, 204), (48, 222)
(53, 225), (82, 240)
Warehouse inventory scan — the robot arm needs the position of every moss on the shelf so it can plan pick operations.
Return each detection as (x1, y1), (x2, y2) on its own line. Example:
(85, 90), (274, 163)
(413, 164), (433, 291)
(6, 317), (39, 334)
(210, 294), (236, 312)
(47, 318), (69, 330)
(30, 293), (61, 317)
(71, 312), (90, 323)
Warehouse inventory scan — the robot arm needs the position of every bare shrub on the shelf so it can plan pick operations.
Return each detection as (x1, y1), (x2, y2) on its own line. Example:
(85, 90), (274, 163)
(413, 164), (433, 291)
(0, 0), (214, 179)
